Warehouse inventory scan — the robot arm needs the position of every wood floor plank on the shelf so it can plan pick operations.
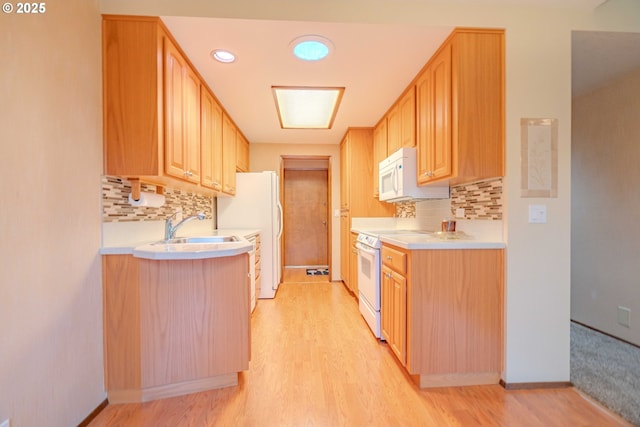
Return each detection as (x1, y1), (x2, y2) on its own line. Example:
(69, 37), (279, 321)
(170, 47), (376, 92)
(90, 282), (631, 427)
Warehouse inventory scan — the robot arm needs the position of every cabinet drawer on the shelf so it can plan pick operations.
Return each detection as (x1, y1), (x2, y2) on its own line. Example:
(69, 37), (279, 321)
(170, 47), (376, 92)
(382, 245), (407, 275)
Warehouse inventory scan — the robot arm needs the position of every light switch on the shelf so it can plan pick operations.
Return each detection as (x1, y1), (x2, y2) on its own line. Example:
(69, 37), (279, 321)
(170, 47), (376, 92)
(528, 204), (547, 224)
(455, 208), (465, 218)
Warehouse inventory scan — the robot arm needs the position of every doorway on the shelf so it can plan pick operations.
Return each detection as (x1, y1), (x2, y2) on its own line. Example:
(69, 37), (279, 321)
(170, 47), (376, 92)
(281, 156), (331, 282)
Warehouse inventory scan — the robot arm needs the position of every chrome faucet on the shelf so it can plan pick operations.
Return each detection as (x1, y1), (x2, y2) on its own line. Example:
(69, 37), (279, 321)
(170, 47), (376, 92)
(164, 212), (206, 240)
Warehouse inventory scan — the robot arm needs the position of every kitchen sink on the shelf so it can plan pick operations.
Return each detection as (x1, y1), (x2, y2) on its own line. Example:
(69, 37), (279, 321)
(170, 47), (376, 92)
(153, 235), (239, 245)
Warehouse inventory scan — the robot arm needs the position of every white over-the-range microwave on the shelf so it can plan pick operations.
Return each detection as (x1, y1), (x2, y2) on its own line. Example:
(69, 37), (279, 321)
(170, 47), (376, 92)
(379, 147), (449, 203)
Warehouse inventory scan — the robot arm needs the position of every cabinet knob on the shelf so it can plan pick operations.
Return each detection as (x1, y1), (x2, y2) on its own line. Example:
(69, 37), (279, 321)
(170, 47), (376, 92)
(184, 171), (194, 177)
(386, 255), (392, 260)
(421, 171), (434, 177)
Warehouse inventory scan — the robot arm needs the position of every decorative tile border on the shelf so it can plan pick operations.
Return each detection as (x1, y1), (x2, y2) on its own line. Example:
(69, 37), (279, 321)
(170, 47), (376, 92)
(102, 176), (213, 222)
(395, 202), (417, 218)
(394, 177), (503, 220)
(450, 177), (503, 220)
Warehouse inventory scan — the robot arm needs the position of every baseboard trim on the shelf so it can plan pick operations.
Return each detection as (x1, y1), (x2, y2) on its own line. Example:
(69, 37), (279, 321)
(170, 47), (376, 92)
(77, 398), (108, 427)
(107, 373), (238, 404)
(413, 372), (501, 388)
(499, 379), (572, 390)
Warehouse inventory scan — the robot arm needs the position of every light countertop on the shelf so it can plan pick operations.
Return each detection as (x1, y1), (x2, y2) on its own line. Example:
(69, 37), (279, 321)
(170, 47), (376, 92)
(100, 228), (259, 260)
(352, 227), (505, 250)
(379, 233), (505, 250)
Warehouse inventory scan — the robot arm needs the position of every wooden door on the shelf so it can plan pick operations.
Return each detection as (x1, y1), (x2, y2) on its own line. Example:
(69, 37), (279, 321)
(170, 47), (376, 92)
(283, 169), (329, 267)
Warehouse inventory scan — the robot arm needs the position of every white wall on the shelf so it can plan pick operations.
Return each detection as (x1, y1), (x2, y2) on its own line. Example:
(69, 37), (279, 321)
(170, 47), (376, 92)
(250, 143), (342, 281)
(98, 0), (640, 385)
(572, 68), (640, 346)
(0, 0), (105, 425)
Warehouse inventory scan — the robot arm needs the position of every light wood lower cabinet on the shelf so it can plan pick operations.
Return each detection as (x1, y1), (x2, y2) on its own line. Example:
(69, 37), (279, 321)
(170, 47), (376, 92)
(102, 254), (250, 403)
(349, 232), (359, 295)
(381, 245), (504, 388)
(381, 264), (407, 365)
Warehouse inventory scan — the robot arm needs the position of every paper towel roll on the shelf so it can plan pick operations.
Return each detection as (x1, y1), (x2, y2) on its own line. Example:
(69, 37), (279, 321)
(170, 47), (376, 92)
(128, 191), (165, 208)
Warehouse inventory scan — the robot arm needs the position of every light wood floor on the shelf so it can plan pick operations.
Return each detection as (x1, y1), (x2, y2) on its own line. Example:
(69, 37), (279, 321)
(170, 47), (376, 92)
(90, 282), (630, 427)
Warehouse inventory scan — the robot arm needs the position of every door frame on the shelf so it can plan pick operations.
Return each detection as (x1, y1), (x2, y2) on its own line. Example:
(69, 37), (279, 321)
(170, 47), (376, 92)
(280, 155), (332, 276)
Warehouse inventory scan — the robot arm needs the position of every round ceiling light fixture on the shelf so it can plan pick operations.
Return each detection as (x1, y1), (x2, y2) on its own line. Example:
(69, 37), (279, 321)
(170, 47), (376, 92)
(290, 35), (333, 61)
(211, 49), (236, 63)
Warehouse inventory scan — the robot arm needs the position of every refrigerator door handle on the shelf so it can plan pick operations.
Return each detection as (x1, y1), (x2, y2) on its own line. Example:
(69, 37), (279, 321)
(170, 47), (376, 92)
(276, 200), (284, 240)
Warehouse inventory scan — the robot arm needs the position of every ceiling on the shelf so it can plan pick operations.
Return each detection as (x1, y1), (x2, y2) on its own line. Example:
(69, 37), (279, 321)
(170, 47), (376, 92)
(162, 16), (454, 145)
(157, 0), (639, 146)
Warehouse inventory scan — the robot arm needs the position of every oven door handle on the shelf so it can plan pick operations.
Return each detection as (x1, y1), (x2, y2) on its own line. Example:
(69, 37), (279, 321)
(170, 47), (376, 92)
(355, 242), (378, 255)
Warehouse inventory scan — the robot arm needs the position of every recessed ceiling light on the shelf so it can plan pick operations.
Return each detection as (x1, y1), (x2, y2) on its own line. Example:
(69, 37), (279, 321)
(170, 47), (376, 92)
(211, 49), (236, 63)
(272, 86), (344, 129)
(290, 35), (333, 61)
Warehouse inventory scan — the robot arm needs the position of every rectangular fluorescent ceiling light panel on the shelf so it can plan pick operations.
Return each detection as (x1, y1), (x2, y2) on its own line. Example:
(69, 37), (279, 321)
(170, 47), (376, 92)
(272, 86), (344, 129)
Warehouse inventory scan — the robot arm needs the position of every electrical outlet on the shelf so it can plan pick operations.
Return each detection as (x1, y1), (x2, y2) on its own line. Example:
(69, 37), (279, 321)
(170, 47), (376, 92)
(618, 306), (631, 328)
(1, 418), (11, 427)
(455, 208), (465, 218)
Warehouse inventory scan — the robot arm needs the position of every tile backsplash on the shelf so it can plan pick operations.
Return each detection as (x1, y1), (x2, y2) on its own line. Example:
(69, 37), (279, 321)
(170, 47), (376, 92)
(101, 176), (214, 222)
(395, 177), (503, 220)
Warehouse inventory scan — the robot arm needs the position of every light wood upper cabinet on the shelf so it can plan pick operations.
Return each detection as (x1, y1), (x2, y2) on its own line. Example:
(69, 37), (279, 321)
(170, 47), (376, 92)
(417, 43), (452, 183)
(340, 138), (349, 210)
(102, 15), (249, 196)
(386, 87), (416, 156)
(222, 113), (237, 195)
(236, 132), (250, 172)
(164, 37), (201, 184)
(372, 119), (387, 197)
(200, 86), (223, 192)
(417, 29), (504, 186)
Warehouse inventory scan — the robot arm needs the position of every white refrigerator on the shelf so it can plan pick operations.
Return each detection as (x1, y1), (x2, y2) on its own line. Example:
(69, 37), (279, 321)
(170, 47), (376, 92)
(217, 171), (283, 299)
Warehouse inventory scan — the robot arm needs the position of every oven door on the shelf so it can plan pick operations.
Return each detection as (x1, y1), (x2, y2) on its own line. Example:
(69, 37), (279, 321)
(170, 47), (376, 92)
(356, 242), (382, 338)
(356, 242), (380, 310)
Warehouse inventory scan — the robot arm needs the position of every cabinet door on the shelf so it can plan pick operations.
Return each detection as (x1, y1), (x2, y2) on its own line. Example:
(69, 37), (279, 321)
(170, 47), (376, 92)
(236, 132), (250, 172)
(200, 87), (223, 191)
(349, 232), (359, 295)
(164, 38), (200, 183)
(416, 68), (432, 182)
(386, 104), (401, 156)
(416, 44), (452, 185)
(391, 271), (407, 365)
(340, 213), (350, 287)
(381, 265), (394, 343)
(399, 87), (416, 149)
(381, 265), (407, 365)
(372, 119), (387, 197)
(431, 45), (452, 180)
(183, 66), (201, 183)
(164, 38), (187, 179)
(339, 136), (349, 210)
(222, 113), (237, 195)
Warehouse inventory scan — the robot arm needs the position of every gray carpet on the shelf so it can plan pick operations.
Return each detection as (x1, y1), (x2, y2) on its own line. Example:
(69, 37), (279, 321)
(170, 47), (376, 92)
(571, 321), (640, 426)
